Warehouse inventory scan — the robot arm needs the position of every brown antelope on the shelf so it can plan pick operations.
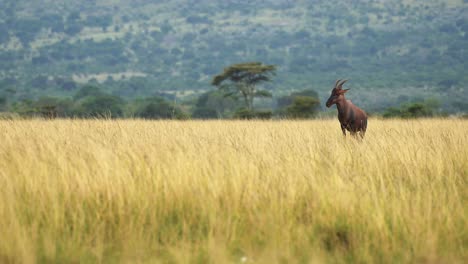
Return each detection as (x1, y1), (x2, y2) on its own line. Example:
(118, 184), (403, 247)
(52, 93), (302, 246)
(326, 80), (368, 138)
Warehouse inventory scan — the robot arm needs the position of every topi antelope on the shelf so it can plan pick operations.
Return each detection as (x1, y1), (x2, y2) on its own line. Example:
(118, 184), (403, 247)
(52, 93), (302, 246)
(326, 79), (368, 138)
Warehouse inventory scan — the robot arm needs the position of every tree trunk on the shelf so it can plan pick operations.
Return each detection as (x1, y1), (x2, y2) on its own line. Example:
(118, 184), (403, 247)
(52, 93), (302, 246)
(247, 85), (254, 111)
(242, 93), (250, 111)
(247, 95), (254, 111)
(240, 83), (253, 111)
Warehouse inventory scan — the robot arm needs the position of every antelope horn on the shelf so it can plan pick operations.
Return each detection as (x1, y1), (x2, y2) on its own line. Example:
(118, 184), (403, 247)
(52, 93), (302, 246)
(334, 79), (342, 88)
(337, 79), (348, 89)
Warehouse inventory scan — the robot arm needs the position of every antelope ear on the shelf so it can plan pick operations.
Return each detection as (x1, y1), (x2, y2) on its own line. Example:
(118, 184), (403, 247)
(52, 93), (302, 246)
(339, 88), (350, 94)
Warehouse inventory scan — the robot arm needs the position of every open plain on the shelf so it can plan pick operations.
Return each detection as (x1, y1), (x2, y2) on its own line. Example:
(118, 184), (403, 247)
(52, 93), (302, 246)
(0, 119), (466, 263)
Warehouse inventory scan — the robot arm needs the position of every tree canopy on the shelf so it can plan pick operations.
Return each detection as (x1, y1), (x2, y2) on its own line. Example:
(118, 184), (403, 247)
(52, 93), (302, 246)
(212, 62), (276, 86)
(211, 62), (276, 111)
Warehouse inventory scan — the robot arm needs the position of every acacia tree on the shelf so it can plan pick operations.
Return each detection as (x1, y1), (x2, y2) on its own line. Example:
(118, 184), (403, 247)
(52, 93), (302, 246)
(211, 62), (276, 111)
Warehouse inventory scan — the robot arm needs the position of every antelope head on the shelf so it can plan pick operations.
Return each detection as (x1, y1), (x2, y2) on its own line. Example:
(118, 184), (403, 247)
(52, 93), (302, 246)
(326, 79), (349, 108)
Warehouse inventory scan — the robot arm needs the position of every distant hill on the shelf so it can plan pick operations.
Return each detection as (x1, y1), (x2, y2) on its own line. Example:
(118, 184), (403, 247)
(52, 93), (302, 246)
(0, 0), (467, 112)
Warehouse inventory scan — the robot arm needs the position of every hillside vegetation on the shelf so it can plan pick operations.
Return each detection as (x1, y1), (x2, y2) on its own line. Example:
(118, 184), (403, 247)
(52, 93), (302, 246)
(0, 119), (467, 263)
(0, 0), (467, 112)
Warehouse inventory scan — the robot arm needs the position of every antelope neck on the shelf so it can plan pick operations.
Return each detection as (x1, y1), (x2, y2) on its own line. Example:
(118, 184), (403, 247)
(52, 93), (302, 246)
(335, 97), (348, 116)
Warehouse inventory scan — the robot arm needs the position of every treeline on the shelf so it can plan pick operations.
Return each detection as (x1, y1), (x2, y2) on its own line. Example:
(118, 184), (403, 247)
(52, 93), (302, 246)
(0, 60), (455, 119)
(0, 84), (323, 119)
(0, 84), (450, 120)
(2, 85), (183, 119)
(382, 99), (447, 119)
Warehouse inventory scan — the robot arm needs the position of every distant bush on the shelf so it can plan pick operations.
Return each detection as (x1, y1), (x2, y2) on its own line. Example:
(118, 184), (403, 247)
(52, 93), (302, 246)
(233, 108), (272, 119)
(85, 15), (113, 30)
(134, 97), (188, 120)
(74, 95), (125, 118)
(11, 97), (74, 118)
(74, 85), (105, 101)
(383, 99), (442, 118)
(0, 96), (7, 111)
(192, 107), (219, 119)
(186, 15), (212, 25)
(285, 96), (321, 119)
(191, 90), (242, 119)
(276, 89), (320, 119)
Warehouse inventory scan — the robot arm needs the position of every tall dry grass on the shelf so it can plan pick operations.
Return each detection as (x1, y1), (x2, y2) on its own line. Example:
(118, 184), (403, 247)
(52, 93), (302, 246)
(0, 119), (466, 263)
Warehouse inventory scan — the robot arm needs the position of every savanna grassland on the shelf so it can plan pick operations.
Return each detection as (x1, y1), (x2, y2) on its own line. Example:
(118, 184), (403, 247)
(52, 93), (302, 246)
(0, 119), (466, 263)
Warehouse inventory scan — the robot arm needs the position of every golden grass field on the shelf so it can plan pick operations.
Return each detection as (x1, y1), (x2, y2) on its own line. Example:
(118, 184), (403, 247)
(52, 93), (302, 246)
(0, 119), (466, 263)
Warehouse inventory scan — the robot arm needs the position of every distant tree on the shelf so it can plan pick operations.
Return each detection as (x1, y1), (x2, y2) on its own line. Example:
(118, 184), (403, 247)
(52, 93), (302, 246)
(383, 100), (441, 118)
(16, 30), (39, 47)
(10, 97), (74, 118)
(85, 15), (113, 30)
(51, 22), (65, 33)
(71, 85), (126, 117)
(160, 21), (173, 34)
(192, 107), (218, 119)
(285, 96), (320, 118)
(73, 85), (104, 101)
(456, 18), (468, 33)
(438, 79), (458, 88)
(439, 23), (457, 33)
(171, 48), (182, 56)
(134, 97), (187, 119)
(0, 23), (9, 44)
(30, 75), (49, 90)
(186, 15), (212, 25)
(233, 108), (272, 119)
(40, 14), (63, 31)
(67, 11), (81, 22)
(34, 97), (74, 118)
(452, 101), (468, 112)
(294, 30), (310, 40)
(277, 90), (319, 107)
(277, 89), (320, 118)
(55, 78), (77, 91)
(32, 55), (51, 65)
(75, 95), (125, 118)
(182, 33), (197, 43)
(211, 62), (276, 111)
(192, 90), (241, 119)
(0, 96), (7, 111)
(65, 23), (83, 36)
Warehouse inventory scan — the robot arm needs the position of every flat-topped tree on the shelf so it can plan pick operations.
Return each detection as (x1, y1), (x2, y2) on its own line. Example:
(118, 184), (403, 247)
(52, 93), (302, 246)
(211, 62), (276, 111)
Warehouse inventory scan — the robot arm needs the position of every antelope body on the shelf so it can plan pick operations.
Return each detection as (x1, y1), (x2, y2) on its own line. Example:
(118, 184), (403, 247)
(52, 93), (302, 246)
(326, 80), (367, 138)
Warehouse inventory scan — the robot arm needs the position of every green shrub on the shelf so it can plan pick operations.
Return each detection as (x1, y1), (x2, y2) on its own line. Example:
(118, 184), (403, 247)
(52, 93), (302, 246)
(383, 100), (440, 118)
(233, 108), (272, 119)
(134, 97), (188, 120)
(74, 95), (125, 118)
